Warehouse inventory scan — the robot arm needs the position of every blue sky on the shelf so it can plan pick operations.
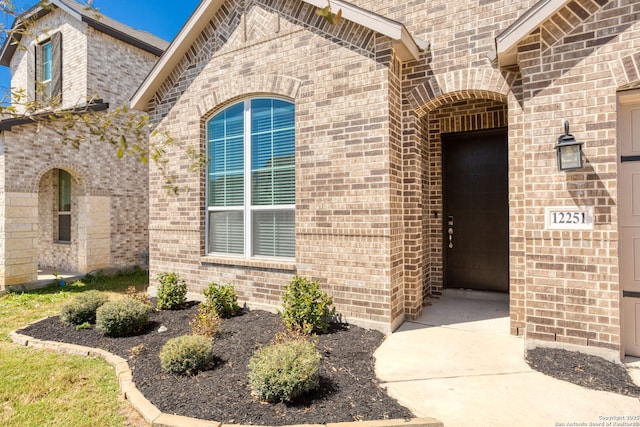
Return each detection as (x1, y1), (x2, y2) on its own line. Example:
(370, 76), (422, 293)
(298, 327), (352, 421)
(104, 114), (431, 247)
(0, 0), (201, 93)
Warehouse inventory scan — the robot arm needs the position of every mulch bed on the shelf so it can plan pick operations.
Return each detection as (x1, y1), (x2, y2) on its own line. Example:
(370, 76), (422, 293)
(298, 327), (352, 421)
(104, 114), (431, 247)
(17, 302), (640, 425)
(526, 347), (640, 397)
(18, 303), (414, 426)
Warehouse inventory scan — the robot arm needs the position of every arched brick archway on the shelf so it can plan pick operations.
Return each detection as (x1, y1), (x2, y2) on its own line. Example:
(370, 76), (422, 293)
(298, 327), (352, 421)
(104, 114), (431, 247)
(34, 163), (111, 276)
(196, 75), (303, 119)
(32, 162), (89, 195)
(401, 71), (517, 328)
(408, 68), (517, 117)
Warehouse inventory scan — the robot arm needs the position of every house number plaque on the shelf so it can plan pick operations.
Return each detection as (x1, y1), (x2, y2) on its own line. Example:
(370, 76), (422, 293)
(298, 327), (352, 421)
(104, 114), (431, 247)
(545, 206), (594, 230)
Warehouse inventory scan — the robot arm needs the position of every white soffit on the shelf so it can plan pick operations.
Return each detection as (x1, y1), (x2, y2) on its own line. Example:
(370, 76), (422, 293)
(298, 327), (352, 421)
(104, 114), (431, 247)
(131, 0), (425, 111)
(496, 0), (570, 67)
(303, 0), (424, 61)
(131, 0), (222, 111)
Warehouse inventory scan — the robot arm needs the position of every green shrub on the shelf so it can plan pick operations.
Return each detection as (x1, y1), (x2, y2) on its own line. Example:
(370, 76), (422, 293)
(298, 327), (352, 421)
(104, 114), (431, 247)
(280, 275), (336, 334)
(156, 272), (187, 310)
(190, 304), (222, 338)
(96, 297), (152, 337)
(82, 270), (107, 285)
(203, 282), (241, 318)
(59, 290), (109, 325)
(248, 337), (321, 402)
(75, 322), (91, 330)
(160, 335), (214, 376)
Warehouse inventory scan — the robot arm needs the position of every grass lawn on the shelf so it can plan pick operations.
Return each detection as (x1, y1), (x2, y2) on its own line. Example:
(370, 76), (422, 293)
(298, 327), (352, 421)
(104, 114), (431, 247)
(0, 270), (149, 427)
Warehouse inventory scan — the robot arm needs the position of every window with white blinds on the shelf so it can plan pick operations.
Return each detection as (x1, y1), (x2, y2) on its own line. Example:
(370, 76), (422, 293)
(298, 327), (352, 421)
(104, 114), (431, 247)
(40, 41), (52, 98)
(207, 98), (295, 258)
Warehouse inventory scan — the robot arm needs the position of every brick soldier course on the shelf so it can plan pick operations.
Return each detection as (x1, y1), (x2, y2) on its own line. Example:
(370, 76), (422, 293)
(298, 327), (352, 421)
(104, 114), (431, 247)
(0, 0), (167, 287)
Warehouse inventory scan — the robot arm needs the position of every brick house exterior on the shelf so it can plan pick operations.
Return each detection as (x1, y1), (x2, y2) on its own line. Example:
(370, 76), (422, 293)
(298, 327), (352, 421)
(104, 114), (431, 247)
(132, 0), (640, 360)
(0, 0), (167, 287)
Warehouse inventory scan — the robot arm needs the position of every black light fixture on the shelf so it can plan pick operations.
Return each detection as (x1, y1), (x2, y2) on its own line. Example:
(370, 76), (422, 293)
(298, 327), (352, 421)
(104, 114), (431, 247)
(555, 120), (584, 171)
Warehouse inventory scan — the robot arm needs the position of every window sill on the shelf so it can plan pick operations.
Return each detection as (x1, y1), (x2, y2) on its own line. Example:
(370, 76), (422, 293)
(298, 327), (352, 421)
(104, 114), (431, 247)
(54, 241), (71, 245)
(200, 255), (296, 272)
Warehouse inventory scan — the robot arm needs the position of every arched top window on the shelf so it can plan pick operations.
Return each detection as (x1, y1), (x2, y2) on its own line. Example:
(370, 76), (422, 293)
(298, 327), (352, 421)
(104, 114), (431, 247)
(58, 169), (71, 242)
(206, 98), (295, 259)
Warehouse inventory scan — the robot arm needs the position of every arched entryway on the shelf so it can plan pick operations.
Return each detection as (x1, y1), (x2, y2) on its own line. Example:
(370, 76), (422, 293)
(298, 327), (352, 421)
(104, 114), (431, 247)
(419, 95), (510, 297)
(35, 165), (112, 277)
(37, 168), (81, 273)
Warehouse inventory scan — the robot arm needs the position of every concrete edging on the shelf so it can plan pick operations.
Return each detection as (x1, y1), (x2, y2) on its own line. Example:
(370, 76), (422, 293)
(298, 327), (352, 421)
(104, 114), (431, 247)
(8, 325), (443, 427)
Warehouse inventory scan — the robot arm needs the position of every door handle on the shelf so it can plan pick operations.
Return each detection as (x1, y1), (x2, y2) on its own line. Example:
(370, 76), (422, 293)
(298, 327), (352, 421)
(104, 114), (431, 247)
(447, 216), (454, 249)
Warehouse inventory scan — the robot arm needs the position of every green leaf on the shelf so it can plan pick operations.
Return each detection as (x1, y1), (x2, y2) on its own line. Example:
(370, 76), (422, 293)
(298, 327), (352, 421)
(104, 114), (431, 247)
(315, 5), (341, 25)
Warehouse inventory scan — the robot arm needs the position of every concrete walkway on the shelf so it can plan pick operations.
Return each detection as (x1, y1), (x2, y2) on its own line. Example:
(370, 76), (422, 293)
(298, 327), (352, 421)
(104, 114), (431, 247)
(375, 290), (640, 427)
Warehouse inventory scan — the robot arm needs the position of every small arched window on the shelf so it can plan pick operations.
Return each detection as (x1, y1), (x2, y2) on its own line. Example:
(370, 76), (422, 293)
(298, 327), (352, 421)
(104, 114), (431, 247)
(206, 98), (295, 258)
(58, 169), (71, 242)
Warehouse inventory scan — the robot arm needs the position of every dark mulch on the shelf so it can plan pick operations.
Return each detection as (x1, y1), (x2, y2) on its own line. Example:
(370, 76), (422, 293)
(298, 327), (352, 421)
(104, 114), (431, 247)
(526, 347), (640, 397)
(18, 304), (414, 426)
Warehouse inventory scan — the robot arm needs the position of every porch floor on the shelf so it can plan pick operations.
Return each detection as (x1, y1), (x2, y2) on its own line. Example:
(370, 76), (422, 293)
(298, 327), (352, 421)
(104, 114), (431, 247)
(36, 268), (84, 288)
(375, 289), (640, 427)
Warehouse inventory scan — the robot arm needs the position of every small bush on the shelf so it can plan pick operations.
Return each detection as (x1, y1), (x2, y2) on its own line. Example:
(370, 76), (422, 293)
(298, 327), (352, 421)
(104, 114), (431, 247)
(248, 337), (321, 402)
(156, 272), (188, 310)
(82, 270), (107, 285)
(96, 297), (152, 337)
(75, 322), (91, 330)
(280, 275), (336, 334)
(203, 282), (241, 318)
(59, 290), (109, 325)
(160, 335), (214, 376)
(190, 304), (222, 338)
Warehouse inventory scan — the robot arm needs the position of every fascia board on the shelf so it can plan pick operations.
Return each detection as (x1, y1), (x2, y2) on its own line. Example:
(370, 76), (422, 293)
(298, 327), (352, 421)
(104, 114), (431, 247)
(131, 0), (222, 111)
(0, 0), (82, 67)
(496, 0), (569, 67)
(303, 0), (422, 61)
(131, 0), (424, 110)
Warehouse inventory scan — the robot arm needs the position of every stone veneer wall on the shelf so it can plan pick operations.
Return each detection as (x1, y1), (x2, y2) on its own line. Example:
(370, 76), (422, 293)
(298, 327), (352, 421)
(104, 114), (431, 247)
(1, 6), (157, 286)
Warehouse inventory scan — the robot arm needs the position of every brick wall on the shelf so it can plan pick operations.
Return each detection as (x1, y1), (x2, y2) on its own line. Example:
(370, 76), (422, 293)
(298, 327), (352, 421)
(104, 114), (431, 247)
(510, 0), (640, 353)
(10, 8), (89, 110)
(147, 0), (402, 330)
(144, 0), (535, 332)
(143, 0), (636, 353)
(1, 5), (157, 285)
(86, 27), (161, 106)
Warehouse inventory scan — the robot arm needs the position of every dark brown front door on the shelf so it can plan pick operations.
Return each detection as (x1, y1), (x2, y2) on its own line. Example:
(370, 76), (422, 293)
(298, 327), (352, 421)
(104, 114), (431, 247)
(443, 128), (509, 292)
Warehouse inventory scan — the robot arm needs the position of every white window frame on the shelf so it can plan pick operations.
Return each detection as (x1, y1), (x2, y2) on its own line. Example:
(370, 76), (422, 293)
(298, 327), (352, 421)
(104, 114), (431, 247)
(206, 97), (295, 260)
(40, 41), (52, 98)
(57, 169), (71, 243)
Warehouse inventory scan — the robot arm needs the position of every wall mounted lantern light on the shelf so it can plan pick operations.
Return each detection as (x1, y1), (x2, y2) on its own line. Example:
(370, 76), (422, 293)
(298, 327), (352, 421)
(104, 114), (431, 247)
(555, 120), (584, 171)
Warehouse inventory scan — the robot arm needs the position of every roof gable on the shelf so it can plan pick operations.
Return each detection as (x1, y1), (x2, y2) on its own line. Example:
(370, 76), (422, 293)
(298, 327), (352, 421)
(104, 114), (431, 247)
(494, 0), (613, 67)
(131, 0), (426, 111)
(0, 0), (169, 67)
